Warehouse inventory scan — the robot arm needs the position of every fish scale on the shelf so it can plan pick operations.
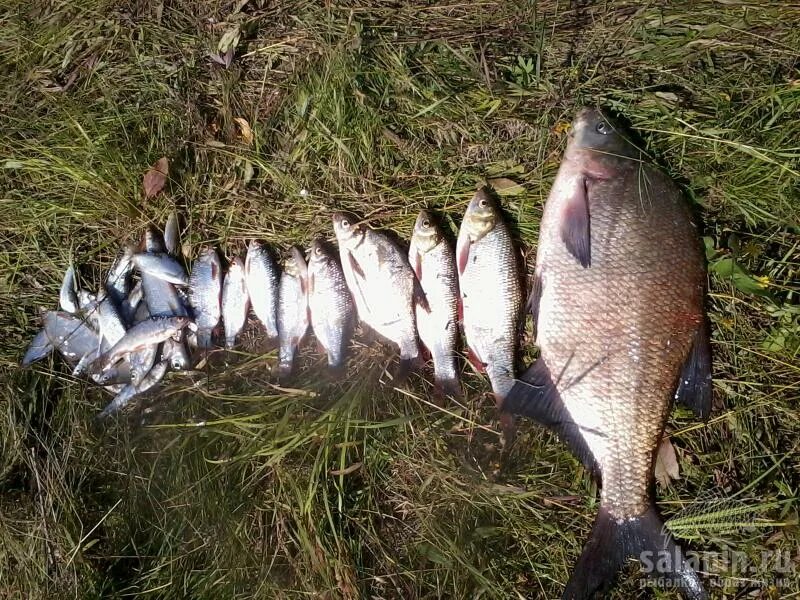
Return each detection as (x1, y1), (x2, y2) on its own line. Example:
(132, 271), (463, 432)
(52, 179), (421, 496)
(505, 108), (709, 600)
(457, 188), (522, 402)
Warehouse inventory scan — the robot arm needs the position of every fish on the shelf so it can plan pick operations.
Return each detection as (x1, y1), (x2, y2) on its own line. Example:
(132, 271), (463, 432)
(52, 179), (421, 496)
(221, 256), (250, 349)
(22, 327), (54, 366)
(502, 108), (710, 600)
(164, 211), (180, 256)
(90, 362), (132, 386)
(129, 344), (158, 386)
(244, 240), (280, 339)
(78, 289), (100, 330)
(119, 280), (143, 326)
(332, 212), (423, 374)
(98, 360), (168, 419)
(93, 289), (127, 346)
(92, 315), (192, 372)
(409, 210), (461, 397)
(277, 246), (309, 376)
(307, 238), (355, 373)
(189, 247), (222, 348)
(105, 246), (134, 308)
(456, 187), (522, 403)
(132, 252), (188, 286)
(162, 337), (191, 370)
(59, 264), (79, 314)
(35, 311), (103, 368)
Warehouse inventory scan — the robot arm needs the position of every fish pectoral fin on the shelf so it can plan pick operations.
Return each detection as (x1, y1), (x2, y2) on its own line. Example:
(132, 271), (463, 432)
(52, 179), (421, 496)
(413, 278), (431, 313)
(563, 504), (708, 600)
(673, 320), (713, 420)
(465, 345), (486, 373)
(410, 246), (423, 280)
(503, 358), (600, 479)
(560, 177), (591, 268)
(455, 227), (471, 276)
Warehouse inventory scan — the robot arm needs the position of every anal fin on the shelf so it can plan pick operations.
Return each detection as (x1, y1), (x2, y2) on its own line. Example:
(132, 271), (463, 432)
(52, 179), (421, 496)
(674, 321), (713, 420)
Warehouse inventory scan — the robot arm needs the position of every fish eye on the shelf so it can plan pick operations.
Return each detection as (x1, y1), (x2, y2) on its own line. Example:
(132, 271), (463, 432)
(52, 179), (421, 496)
(422, 219), (430, 228)
(341, 219), (349, 228)
(596, 120), (611, 135)
(479, 199), (488, 208)
(315, 246), (322, 254)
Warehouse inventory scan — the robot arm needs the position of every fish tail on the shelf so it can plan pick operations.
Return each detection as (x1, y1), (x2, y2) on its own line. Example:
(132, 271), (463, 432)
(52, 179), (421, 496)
(563, 503), (707, 600)
(434, 374), (462, 399)
(196, 331), (213, 349)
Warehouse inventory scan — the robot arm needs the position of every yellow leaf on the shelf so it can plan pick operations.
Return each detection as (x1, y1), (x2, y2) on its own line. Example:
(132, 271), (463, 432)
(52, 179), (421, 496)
(234, 117), (253, 145)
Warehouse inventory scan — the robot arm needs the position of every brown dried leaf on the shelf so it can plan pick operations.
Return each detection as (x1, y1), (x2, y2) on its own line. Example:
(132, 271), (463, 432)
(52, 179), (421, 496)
(488, 177), (525, 196)
(654, 437), (681, 487)
(329, 462), (362, 476)
(143, 157), (169, 198)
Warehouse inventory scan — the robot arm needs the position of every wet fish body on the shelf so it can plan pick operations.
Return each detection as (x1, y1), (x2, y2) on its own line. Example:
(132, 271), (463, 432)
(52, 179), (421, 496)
(94, 290), (127, 346)
(221, 257), (250, 349)
(41, 311), (103, 366)
(410, 210), (460, 396)
(277, 247), (309, 375)
(244, 241), (280, 339)
(189, 247), (222, 348)
(162, 336), (191, 370)
(99, 360), (168, 419)
(22, 328), (54, 366)
(164, 212), (180, 256)
(307, 239), (354, 372)
(129, 344), (158, 385)
(456, 188), (522, 402)
(105, 247), (134, 307)
(133, 253), (188, 286)
(93, 316), (192, 372)
(504, 108), (709, 599)
(333, 213), (421, 369)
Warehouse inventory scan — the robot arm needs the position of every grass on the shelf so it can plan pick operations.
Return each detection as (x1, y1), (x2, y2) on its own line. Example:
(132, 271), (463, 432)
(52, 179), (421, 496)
(1, 0), (799, 598)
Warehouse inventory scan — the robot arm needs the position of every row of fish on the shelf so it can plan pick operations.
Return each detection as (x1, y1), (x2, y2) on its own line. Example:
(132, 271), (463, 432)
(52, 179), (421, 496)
(22, 189), (523, 416)
(22, 108), (713, 599)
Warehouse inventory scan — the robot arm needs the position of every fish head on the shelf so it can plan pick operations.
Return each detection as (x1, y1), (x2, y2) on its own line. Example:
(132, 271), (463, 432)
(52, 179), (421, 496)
(411, 210), (443, 254)
(308, 238), (333, 265)
(284, 246), (308, 277)
(331, 212), (364, 249)
(462, 187), (500, 243)
(569, 107), (642, 163)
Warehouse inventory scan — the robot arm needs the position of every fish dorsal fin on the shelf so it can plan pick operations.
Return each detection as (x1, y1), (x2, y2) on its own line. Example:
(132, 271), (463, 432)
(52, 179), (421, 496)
(674, 321), (713, 420)
(503, 358), (600, 480)
(560, 178), (591, 268)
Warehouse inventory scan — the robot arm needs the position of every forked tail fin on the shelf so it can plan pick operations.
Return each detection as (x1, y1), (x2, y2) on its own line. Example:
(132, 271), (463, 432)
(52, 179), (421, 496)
(563, 504), (707, 600)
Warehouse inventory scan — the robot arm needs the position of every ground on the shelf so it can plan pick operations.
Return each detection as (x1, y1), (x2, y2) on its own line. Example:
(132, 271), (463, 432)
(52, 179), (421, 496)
(1, 1), (798, 599)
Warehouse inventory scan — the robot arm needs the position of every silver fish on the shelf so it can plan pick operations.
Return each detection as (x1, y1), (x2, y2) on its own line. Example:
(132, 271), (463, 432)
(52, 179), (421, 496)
(456, 187), (522, 403)
(244, 240), (280, 339)
(189, 247), (222, 348)
(221, 256), (250, 349)
(78, 289), (100, 330)
(409, 210), (460, 397)
(333, 212), (422, 372)
(22, 328), (54, 366)
(105, 246), (134, 307)
(94, 289), (127, 346)
(307, 238), (354, 372)
(93, 316), (192, 372)
(277, 246), (309, 376)
(129, 344), (158, 386)
(162, 337), (191, 371)
(132, 253), (188, 286)
(40, 311), (102, 366)
(504, 108), (709, 599)
(59, 264), (79, 314)
(119, 280), (143, 326)
(98, 360), (168, 419)
(164, 212), (180, 256)
(90, 362), (132, 386)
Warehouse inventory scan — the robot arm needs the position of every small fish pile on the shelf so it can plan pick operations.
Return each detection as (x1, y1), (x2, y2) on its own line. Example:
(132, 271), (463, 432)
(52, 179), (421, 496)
(23, 191), (524, 417)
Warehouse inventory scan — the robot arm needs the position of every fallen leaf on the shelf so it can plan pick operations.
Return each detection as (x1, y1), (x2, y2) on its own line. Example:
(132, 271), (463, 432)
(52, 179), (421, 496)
(329, 462), (362, 476)
(218, 25), (241, 54)
(488, 177), (526, 196)
(234, 117), (253, 145)
(143, 157), (169, 198)
(654, 437), (680, 487)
